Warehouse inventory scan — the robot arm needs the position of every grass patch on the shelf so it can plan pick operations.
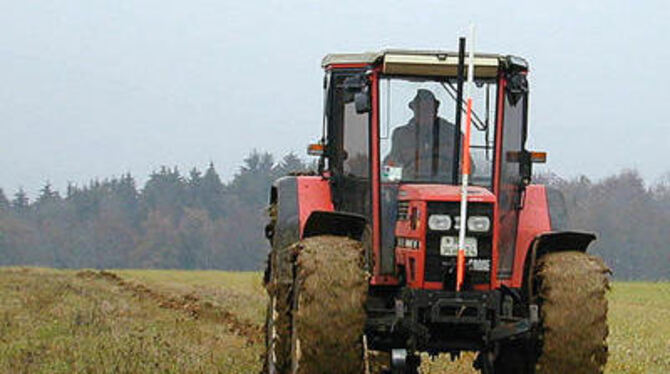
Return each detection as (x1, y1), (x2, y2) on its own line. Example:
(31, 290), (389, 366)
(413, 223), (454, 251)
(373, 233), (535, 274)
(0, 267), (667, 373)
(0, 268), (260, 373)
(606, 282), (670, 374)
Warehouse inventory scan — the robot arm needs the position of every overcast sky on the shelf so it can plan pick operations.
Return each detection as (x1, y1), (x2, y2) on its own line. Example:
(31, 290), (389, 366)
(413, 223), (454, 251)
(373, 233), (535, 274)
(1, 1), (669, 196)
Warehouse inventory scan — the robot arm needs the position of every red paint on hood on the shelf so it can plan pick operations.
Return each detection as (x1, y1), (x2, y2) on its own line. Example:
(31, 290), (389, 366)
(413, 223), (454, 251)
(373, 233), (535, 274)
(397, 184), (496, 203)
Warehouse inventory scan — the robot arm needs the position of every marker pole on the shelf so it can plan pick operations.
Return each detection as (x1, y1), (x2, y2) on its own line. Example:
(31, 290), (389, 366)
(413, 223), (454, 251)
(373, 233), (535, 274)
(456, 24), (475, 292)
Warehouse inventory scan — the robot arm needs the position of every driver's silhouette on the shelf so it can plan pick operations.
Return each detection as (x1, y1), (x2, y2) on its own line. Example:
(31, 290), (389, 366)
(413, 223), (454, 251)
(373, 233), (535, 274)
(384, 89), (459, 180)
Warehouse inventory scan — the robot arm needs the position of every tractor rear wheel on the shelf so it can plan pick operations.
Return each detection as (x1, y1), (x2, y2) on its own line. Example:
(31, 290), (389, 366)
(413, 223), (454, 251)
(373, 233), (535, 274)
(534, 251), (609, 374)
(267, 235), (368, 374)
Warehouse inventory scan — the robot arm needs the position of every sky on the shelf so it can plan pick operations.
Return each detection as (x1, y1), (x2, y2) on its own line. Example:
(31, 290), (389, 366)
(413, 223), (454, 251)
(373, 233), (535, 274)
(1, 0), (669, 197)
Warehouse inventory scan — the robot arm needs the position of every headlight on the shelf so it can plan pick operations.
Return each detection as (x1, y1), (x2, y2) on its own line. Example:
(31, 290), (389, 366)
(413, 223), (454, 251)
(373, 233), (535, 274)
(467, 216), (491, 232)
(428, 214), (451, 231)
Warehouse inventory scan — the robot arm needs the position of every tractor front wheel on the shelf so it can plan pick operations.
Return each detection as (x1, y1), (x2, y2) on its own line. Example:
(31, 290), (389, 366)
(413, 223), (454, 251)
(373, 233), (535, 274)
(534, 251), (610, 374)
(267, 235), (368, 374)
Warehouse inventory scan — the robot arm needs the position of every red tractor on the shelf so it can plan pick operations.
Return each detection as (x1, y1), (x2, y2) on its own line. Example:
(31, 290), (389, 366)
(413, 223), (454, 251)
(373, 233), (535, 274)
(264, 45), (609, 374)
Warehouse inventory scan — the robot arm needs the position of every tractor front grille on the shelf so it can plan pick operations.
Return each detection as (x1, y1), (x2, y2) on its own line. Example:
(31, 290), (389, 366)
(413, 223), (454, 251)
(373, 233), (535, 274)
(425, 202), (493, 289)
(397, 201), (410, 221)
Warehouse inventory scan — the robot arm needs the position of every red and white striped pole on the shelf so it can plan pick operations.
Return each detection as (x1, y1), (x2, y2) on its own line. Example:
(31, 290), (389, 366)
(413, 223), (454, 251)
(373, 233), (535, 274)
(456, 25), (475, 292)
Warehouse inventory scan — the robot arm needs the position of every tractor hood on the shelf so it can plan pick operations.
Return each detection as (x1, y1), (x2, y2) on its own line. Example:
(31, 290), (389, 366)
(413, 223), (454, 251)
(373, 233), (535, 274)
(397, 184), (496, 204)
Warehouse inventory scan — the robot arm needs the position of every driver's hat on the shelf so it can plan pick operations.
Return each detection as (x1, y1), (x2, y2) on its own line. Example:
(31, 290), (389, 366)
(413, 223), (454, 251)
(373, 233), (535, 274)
(409, 89), (440, 110)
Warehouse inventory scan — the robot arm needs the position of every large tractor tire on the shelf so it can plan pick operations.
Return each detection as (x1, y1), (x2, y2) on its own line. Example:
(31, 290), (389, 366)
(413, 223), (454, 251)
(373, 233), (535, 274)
(534, 251), (610, 374)
(266, 235), (368, 374)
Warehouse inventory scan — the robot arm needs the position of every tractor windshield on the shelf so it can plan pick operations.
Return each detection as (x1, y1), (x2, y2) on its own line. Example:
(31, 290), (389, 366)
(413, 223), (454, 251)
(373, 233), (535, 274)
(380, 76), (497, 188)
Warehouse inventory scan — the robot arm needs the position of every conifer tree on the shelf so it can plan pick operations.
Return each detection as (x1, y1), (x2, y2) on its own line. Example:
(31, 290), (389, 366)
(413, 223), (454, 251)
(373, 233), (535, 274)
(199, 162), (227, 218)
(12, 188), (29, 212)
(36, 181), (60, 205)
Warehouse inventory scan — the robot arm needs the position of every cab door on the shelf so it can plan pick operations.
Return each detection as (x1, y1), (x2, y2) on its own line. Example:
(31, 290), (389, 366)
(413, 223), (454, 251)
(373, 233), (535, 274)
(496, 74), (528, 279)
(326, 70), (372, 224)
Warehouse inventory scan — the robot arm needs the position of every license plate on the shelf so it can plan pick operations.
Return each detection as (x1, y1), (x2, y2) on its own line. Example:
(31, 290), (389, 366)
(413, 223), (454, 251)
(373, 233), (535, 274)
(440, 236), (478, 257)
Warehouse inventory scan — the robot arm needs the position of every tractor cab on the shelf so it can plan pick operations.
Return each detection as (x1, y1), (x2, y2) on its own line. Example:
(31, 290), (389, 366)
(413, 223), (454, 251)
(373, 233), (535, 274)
(317, 50), (536, 291)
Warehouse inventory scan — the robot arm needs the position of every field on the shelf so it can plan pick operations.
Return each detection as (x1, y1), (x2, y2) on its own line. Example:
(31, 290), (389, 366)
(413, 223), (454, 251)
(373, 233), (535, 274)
(0, 267), (667, 373)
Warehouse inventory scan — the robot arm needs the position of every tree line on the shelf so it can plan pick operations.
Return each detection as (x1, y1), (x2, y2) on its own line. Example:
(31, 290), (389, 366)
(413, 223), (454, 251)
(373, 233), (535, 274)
(0, 152), (667, 280)
(538, 170), (669, 280)
(0, 151), (308, 271)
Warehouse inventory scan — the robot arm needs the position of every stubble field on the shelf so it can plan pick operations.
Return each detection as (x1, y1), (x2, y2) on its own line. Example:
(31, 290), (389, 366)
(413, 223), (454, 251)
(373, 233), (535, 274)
(0, 267), (667, 373)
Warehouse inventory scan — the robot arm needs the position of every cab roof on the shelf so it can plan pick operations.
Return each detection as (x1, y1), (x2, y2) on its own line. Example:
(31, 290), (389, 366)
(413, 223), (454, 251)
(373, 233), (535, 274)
(321, 49), (527, 78)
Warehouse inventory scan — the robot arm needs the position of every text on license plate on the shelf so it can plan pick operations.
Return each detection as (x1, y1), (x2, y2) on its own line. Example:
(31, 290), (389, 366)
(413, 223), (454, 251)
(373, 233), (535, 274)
(440, 236), (478, 257)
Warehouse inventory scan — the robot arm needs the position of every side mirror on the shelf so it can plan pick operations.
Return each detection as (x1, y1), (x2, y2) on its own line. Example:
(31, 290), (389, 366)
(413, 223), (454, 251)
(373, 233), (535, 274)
(519, 151), (532, 185)
(354, 88), (371, 114)
(343, 74), (371, 114)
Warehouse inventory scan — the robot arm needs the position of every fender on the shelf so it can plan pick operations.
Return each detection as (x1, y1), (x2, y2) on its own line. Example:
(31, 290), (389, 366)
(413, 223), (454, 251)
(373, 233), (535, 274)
(523, 230), (597, 302)
(529, 231), (596, 259)
(302, 210), (372, 273)
(508, 185), (594, 288)
(303, 211), (368, 241)
(266, 175), (334, 250)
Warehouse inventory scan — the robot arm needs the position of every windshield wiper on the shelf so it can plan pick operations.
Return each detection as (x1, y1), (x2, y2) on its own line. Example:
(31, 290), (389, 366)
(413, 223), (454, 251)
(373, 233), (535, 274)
(440, 82), (487, 131)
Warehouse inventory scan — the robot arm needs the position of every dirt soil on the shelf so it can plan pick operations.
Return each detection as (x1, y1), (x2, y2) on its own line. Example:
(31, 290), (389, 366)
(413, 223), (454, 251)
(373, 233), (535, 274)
(76, 269), (262, 345)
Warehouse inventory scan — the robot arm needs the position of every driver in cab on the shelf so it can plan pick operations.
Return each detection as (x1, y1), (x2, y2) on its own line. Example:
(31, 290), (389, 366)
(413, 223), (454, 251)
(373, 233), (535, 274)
(384, 89), (460, 181)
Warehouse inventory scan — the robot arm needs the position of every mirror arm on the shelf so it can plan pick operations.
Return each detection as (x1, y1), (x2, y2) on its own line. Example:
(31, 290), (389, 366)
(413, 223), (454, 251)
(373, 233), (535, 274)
(519, 150), (533, 186)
